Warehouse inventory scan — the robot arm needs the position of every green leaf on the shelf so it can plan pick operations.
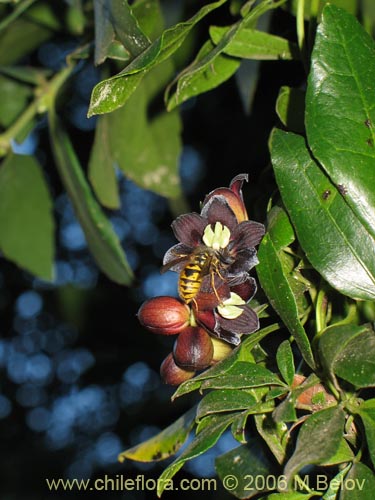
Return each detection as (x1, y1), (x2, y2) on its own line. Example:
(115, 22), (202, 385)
(275, 86), (305, 134)
(0, 18), (52, 65)
(257, 205), (315, 369)
(285, 0), (357, 20)
(48, 109), (134, 286)
(88, 0), (228, 116)
(358, 399), (375, 469)
(339, 462), (375, 500)
(0, 154), (54, 279)
(166, 0), (286, 110)
(0, 74), (31, 128)
(318, 323), (375, 389)
(276, 340), (295, 386)
(210, 26), (298, 60)
(271, 129), (375, 300)
(254, 413), (288, 465)
(106, 0), (150, 57)
(215, 440), (280, 499)
(319, 437), (354, 466)
(200, 361), (285, 391)
(93, 0), (118, 65)
(306, 4), (375, 242)
(88, 114), (120, 210)
(284, 406), (345, 487)
(197, 389), (256, 421)
(157, 412), (236, 496)
(166, 38), (240, 111)
(273, 396), (297, 423)
(107, 61), (183, 199)
(322, 465), (351, 500)
(165, 38), (240, 111)
(0, 65), (52, 85)
(118, 406), (196, 462)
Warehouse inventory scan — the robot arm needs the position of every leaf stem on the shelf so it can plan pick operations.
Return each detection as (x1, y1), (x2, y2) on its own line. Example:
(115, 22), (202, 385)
(0, 64), (74, 157)
(0, 99), (39, 155)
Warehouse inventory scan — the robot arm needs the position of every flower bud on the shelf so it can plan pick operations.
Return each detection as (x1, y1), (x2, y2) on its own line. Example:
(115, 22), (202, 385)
(173, 327), (214, 371)
(160, 352), (195, 386)
(202, 174), (249, 223)
(138, 296), (190, 335)
(211, 337), (233, 363)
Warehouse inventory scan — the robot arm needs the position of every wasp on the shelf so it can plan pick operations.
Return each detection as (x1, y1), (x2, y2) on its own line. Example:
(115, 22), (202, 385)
(161, 246), (234, 305)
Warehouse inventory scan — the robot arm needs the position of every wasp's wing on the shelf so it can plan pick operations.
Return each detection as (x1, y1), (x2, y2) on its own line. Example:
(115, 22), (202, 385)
(160, 243), (191, 274)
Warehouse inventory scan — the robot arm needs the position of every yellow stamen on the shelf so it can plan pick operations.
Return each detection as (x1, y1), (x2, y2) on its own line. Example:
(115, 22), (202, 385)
(203, 222), (230, 250)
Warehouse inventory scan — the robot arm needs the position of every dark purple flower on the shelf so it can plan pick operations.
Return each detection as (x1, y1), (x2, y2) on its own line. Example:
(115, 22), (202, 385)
(194, 276), (259, 345)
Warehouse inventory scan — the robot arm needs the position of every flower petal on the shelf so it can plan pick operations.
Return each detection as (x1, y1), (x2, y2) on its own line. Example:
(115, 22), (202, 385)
(162, 243), (192, 272)
(171, 213), (206, 246)
(200, 195), (238, 232)
(217, 305), (259, 335)
(228, 248), (259, 275)
(230, 276), (257, 302)
(230, 220), (265, 249)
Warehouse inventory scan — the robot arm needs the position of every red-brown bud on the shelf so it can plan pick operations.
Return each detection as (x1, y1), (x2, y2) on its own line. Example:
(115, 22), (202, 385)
(173, 327), (214, 371)
(202, 174), (249, 223)
(160, 353), (196, 386)
(291, 374), (336, 411)
(138, 296), (190, 335)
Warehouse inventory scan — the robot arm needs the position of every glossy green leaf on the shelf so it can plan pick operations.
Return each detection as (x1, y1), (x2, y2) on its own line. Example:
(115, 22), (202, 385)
(257, 205), (315, 369)
(306, 4), (375, 242)
(118, 406), (196, 463)
(48, 109), (134, 285)
(271, 129), (375, 300)
(284, 406), (345, 487)
(276, 340), (295, 386)
(318, 323), (375, 389)
(165, 38), (240, 111)
(215, 440), (280, 499)
(0, 154), (54, 279)
(275, 86), (305, 134)
(196, 389), (256, 421)
(157, 412), (236, 496)
(358, 399), (375, 469)
(210, 26), (298, 60)
(88, 0), (228, 116)
(339, 462), (375, 500)
(88, 114), (120, 210)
